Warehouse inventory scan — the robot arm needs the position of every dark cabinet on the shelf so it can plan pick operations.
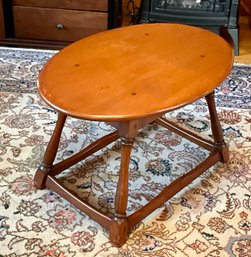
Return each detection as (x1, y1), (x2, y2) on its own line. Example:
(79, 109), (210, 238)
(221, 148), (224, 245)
(0, 0), (122, 49)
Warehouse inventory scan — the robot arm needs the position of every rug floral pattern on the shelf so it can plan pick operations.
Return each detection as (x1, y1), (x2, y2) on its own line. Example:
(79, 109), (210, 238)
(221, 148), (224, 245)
(0, 47), (250, 257)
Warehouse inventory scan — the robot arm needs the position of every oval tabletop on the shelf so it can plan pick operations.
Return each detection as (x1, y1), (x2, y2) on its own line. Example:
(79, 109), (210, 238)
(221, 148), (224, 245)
(38, 23), (233, 121)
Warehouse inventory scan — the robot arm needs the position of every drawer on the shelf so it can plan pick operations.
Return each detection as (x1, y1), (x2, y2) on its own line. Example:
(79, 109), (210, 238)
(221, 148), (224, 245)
(12, 0), (108, 12)
(13, 6), (108, 42)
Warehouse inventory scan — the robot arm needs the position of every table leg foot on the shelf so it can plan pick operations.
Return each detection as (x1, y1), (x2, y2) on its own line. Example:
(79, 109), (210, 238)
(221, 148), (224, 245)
(218, 142), (229, 163)
(34, 164), (51, 189)
(109, 218), (129, 247)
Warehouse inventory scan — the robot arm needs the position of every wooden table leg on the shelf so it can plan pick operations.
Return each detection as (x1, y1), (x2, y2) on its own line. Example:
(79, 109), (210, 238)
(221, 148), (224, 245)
(205, 92), (229, 163)
(34, 112), (67, 189)
(33, 93), (230, 247)
(109, 137), (134, 247)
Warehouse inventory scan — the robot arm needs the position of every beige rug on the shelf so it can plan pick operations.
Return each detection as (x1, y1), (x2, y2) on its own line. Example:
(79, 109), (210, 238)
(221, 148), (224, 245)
(0, 47), (250, 256)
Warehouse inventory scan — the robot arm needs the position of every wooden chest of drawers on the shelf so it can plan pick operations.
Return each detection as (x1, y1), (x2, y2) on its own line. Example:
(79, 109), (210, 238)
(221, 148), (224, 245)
(0, 0), (122, 49)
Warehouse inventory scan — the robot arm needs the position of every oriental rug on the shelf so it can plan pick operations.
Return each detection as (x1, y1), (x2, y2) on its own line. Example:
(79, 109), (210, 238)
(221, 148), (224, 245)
(0, 47), (250, 257)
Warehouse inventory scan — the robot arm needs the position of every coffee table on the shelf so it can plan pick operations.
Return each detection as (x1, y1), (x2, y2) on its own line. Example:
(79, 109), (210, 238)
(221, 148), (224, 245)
(34, 23), (233, 246)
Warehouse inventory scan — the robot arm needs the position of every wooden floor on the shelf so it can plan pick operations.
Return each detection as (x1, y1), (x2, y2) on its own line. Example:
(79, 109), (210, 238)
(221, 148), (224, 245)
(234, 16), (251, 64)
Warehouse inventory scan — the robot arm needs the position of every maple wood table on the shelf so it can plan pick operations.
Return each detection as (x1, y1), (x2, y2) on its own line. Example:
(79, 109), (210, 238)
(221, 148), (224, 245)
(34, 23), (233, 247)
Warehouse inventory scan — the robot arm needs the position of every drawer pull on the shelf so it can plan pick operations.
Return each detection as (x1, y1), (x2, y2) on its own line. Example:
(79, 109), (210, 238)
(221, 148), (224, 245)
(56, 24), (64, 30)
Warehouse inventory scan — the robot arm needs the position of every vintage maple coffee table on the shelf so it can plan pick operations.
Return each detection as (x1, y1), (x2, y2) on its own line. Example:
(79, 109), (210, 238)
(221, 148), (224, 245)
(34, 23), (233, 246)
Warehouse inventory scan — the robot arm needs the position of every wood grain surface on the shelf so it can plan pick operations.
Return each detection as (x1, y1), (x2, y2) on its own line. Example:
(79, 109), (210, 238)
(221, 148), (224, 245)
(38, 23), (233, 121)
